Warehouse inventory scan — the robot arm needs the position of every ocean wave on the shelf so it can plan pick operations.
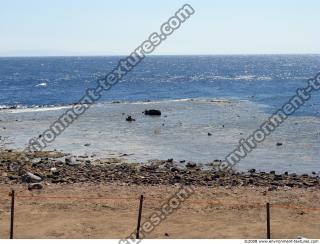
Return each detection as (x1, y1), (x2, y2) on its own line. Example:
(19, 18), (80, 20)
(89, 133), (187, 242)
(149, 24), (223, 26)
(0, 98), (237, 113)
(35, 82), (48, 87)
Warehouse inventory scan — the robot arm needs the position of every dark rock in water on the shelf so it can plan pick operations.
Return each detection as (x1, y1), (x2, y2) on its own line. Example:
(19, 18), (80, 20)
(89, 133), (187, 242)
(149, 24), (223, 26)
(248, 168), (256, 173)
(186, 162), (196, 168)
(126, 116), (135, 122)
(270, 170), (276, 175)
(208, 132), (212, 136)
(276, 142), (283, 146)
(21, 172), (42, 183)
(84, 143), (90, 147)
(284, 171), (288, 175)
(167, 158), (173, 163)
(179, 160), (186, 163)
(28, 183), (43, 191)
(144, 109), (161, 116)
(213, 159), (222, 162)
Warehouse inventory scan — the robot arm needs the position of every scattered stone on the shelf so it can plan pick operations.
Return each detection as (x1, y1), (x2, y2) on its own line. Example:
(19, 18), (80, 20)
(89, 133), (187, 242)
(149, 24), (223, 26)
(174, 175), (182, 180)
(268, 186), (277, 191)
(144, 109), (161, 116)
(186, 162), (196, 168)
(170, 167), (179, 172)
(28, 183), (43, 191)
(0, 149), (319, 188)
(126, 116), (135, 122)
(276, 142), (283, 146)
(65, 157), (81, 166)
(21, 172), (42, 183)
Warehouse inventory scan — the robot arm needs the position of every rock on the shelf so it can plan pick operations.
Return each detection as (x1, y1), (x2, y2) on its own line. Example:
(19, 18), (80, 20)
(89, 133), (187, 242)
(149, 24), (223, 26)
(21, 172), (42, 183)
(170, 167), (179, 172)
(126, 116), (135, 122)
(276, 142), (283, 146)
(84, 143), (90, 147)
(28, 183), (43, 191)
(248, 168), (256, 173)
(65, 157), (81, 166)
(286, 182), (294, 187)
(186, 162), (196, 168)
(268, 186), (277, 191)
(274, 175), (283, 181)
(50, 167), (57, 173)
(164, 233), (169, 237)
(167, 158), (173, 163)
(270, 170), (276, 175)
(248, 178), (255, 184)
(208, 132), (212, 136)
(174, 175), (182, 180)
(144, 109), (161, 116)
(179, 160), (186, 163)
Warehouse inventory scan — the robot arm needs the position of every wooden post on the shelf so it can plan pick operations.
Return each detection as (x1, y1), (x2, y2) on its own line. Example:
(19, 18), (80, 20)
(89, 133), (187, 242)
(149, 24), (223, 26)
(10, 189), (15, 239)
(136, 195), (144, 239)
(266, 202), (271, 239)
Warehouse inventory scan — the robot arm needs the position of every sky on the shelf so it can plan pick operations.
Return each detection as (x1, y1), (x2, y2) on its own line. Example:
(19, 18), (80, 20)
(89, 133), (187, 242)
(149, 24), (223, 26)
(0, 0), (319, 56)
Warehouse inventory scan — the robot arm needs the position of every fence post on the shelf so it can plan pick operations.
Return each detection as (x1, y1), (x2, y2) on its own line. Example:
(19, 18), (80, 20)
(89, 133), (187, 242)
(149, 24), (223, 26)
(136, 195), (144, 239)
(266, 202), (271, 239)
(10, 189), (15, 239)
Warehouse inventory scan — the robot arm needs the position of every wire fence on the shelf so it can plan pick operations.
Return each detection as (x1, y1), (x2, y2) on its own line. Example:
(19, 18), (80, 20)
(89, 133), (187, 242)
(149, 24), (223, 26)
(0, 189), (319, 239)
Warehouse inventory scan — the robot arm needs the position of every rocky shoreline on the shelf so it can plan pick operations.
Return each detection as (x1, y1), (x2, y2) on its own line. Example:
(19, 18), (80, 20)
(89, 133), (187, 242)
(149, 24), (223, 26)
(0, 149), (319, 190)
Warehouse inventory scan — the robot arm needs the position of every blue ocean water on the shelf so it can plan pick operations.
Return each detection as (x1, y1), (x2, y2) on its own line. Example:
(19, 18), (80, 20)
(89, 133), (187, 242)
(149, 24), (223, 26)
(0, 55), (320, 116)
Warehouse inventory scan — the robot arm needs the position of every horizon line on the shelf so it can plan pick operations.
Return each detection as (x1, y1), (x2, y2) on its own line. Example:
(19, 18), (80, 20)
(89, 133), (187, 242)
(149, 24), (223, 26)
(1, 53), (320, 58)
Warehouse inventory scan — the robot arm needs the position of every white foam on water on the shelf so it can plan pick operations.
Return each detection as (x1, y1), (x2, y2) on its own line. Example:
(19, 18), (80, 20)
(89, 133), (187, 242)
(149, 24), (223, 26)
(35, 82), (48, 87)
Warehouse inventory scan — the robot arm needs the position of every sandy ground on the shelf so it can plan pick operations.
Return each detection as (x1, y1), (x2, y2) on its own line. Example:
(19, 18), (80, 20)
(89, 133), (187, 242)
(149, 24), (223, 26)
(0, 183), (319, 239)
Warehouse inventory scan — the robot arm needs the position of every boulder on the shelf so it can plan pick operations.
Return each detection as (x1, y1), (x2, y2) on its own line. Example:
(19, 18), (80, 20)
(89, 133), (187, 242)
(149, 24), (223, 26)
(186, 162), (196, 168)
(144, 109), (161, 116)
(126, 116), (136, 122)
(28, 183), (43, 191)
(21, 172), (42, 183)
(65, 157), (81, 166)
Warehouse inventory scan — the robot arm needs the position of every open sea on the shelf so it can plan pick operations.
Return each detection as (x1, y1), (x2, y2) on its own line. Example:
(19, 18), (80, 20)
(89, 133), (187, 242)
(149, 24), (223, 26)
(1, 55), (320, 173)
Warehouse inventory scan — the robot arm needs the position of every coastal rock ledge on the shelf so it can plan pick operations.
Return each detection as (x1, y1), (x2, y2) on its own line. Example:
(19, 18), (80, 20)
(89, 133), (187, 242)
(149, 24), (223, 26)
(0, 149), (319, 189)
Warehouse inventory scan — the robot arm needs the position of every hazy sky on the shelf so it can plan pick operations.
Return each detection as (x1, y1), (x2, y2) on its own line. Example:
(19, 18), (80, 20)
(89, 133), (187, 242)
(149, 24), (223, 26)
(1, 0), (319, 56)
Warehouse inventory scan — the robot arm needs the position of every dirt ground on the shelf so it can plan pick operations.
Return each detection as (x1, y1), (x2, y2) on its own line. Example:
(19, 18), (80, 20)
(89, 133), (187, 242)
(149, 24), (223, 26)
(0, 183), (319, 239)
